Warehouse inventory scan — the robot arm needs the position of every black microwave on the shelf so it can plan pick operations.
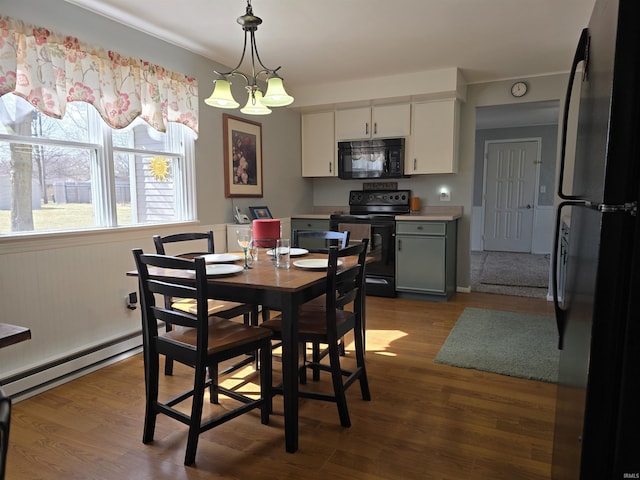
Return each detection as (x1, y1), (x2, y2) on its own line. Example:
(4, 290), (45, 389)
(337, 138), (405, 179)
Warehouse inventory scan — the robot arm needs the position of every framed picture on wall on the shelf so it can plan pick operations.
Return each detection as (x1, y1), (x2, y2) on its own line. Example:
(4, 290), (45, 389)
(223, 114), (263, 198)
(248, 206), (273, 219)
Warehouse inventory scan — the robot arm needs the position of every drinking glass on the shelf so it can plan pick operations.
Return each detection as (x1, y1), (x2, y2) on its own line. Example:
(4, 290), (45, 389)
(275, 238), (291, 269)
(236, 228), (252, 269)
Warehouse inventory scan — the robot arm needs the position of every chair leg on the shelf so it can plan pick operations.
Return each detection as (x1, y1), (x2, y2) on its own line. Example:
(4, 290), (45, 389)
(354, 324), (371, 401)
(184, 364), (207, 466)
(328, 341), (351, 428)
(209, 364), (219, 404)
(311, 342), (321, 381)
(251, 306), (260, 369)
(260, 340), (272, 423)
(143, 351), (160, 444)
(298, 342), (308, 385)
(164, 322), (174, 376)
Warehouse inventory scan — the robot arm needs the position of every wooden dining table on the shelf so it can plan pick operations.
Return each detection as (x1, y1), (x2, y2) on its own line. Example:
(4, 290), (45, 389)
(0, 323), (31, 349)
(128, 250), (347, 453)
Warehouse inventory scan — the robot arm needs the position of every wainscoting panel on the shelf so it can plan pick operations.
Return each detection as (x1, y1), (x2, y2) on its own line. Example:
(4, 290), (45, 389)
(0, 223), (227, 398)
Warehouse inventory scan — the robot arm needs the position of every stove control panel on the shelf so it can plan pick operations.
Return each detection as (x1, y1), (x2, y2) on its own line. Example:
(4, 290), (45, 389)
(349, 190), (411, 207)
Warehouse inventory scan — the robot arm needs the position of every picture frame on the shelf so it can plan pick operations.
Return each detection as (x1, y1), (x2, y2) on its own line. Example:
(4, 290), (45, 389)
(223, 114), (263, 198)
(248, 206), (273, 219)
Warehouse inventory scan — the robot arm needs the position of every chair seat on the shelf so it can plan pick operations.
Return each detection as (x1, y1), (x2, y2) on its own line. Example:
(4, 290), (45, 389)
(261, 308), (354, 337)
(171, 298), (253, 318)
(166, 318), (272, 355)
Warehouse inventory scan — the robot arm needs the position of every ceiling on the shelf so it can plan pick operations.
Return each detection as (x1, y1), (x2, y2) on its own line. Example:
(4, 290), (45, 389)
(65, 0), (595, 93)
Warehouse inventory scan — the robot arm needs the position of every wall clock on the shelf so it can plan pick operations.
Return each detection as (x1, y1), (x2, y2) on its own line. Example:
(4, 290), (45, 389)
(511, 81), (528, 97)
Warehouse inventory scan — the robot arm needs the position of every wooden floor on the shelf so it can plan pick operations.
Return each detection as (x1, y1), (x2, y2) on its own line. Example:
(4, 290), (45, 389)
(6, 292), (556, 480)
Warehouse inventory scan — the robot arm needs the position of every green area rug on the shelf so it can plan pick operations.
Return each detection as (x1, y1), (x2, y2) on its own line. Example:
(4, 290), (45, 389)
(434, 307), (559, 383)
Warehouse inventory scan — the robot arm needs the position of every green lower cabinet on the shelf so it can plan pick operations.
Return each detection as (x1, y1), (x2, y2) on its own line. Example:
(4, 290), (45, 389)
(395, 221), (457, 298)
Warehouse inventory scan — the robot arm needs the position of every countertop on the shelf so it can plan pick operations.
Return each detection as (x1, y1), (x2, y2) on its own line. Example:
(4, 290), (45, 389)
(292, 206), (463, 222)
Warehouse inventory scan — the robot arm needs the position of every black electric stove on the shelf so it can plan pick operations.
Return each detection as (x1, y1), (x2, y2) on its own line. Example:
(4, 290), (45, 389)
(330, 190), (411, 297)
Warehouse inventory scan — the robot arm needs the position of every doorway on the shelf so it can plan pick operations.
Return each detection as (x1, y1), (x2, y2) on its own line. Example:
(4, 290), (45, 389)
(472, 100), (560, 296)
(483, 139), (540, 252)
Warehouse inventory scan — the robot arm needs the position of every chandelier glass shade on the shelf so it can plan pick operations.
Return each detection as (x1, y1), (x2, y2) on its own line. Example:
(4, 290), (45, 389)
(204, 0), (294, 115)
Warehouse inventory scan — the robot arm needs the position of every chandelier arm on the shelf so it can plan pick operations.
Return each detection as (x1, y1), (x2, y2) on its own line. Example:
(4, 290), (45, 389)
(250, 32), (281, 77)
(213, 30), (251, 80)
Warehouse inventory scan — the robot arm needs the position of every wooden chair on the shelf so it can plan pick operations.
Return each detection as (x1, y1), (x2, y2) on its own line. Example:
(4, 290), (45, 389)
(263, 229), (349, 324)
(290, 230), (352, 379)
(132, 249), (272, 466)
(153, 231), (259, 375)
(0, 387), (11, 480)
(260, 239), (370, 427)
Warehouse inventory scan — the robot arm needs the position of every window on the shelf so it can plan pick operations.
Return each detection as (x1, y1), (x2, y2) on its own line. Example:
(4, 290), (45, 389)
(0, 93), (196, 234)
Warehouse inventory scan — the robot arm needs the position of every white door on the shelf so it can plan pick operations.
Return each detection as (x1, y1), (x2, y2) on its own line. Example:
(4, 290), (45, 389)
(483, 140), (538, 252)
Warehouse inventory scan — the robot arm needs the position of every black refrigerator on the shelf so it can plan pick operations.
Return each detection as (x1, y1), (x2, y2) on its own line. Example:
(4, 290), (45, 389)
(552, 0), (640, 478)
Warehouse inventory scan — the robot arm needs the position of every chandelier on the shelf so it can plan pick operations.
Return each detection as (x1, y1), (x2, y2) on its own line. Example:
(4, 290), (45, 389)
(204, 0), (294, 115)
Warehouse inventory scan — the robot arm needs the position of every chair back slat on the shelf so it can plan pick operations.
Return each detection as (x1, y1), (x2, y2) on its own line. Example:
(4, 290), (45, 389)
(153, 231), (214, 256)
(293, 230), (350, 253)
(151, 305), (199, 330)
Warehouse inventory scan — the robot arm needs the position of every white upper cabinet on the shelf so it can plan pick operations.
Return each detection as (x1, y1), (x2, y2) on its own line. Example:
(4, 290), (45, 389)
(335, 104), (411, 140)
(408, 99), (460, 174)
(302, 111), (337, 177)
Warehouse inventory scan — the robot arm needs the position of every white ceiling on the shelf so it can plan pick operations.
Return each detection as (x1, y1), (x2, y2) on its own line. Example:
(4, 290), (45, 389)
(65, 0), (595, 92)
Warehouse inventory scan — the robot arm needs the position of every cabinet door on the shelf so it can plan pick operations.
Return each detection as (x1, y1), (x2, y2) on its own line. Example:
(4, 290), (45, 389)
(335, 107), (371, 140)
(396, 235), (446, 293)
(408, 99), (459, 174)
(302, 111), (336, 177)
(372, 104), (410, 138)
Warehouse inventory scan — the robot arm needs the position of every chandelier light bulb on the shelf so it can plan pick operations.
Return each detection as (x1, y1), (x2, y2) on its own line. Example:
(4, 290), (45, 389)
(262, 77), (294, 107)
(204, 79), (239, 109)
(240, 90), (272, 115)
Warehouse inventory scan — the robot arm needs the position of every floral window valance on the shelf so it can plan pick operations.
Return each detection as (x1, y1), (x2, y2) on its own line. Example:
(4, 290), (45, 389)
(0, 15), (198, 136)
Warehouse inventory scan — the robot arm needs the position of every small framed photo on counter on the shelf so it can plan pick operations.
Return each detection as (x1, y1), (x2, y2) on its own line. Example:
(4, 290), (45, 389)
(249, 206), (273, 219)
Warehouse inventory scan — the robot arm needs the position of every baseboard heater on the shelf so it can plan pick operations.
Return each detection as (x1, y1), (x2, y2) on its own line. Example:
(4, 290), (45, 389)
(1, 331), (143, 402)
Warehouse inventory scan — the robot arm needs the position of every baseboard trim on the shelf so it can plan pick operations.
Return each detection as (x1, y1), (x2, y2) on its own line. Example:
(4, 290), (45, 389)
(2, 332), (143, 402)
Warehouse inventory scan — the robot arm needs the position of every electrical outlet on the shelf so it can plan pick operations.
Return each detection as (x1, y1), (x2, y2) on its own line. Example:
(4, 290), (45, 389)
(440, 191), (451, 202)
(126, 291), (137, 310)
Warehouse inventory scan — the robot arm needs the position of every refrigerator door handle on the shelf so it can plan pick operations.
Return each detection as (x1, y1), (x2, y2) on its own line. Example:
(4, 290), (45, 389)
(552, 201), (583, 349)
(558, 27), (590, 201)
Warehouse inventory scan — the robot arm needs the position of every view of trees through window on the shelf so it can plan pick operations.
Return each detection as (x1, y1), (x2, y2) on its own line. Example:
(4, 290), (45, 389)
(0, 93), (194, 234)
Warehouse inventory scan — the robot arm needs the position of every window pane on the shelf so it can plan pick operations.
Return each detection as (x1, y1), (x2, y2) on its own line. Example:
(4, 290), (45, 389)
(0, 142), (95, 233)
(112, 116), (173, 152)
(115, 153), (177, 226)
(0, 94), (92, 143)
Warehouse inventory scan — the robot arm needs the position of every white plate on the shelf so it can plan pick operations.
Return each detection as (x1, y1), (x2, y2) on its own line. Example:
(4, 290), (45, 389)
(202, 253), (243, 263)
(293, 259), (343, 270)
(205, 264), (244, 276)
(266, 248), (309, 257)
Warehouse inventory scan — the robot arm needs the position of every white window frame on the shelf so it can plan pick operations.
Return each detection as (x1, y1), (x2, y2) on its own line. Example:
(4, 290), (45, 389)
(0, 96), (197, 236)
